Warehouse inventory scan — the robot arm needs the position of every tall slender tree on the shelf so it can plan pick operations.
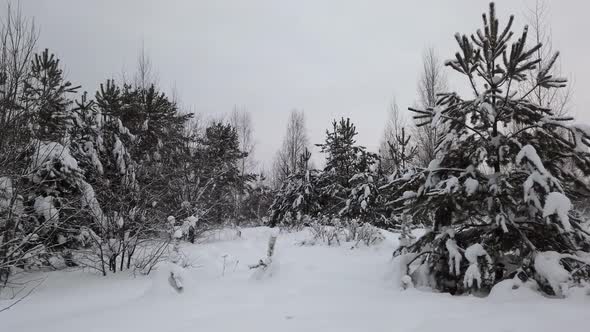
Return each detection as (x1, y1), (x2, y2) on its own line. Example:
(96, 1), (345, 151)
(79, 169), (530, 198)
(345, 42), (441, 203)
(271, 109), (308, 187)
(414, 47), (448, 167)
(520, 0), (571, 117)
(379, 99), (406, 174)
(229, 106), (256, 176)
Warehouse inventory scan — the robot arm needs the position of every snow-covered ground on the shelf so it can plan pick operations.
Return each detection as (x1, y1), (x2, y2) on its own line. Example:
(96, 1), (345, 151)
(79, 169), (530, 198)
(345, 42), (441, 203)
(2, 227), (589, 332)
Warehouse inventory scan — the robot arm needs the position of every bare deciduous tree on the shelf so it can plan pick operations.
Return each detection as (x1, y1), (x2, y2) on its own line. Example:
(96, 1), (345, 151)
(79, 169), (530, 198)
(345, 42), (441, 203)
(521, 0), (571, 116)
(1, 2), (39, 290)
(133, 44), (158, 90)
(379, 99), (406, 174)
(271, 109), (308, 187)
(0, 2), (38, 167)
(414, 47), (447, 167)
(229, 106), (256, 176)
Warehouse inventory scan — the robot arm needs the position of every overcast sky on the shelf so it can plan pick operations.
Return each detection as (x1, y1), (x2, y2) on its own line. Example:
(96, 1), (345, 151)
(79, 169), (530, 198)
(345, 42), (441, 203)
(18, 0), (590, 170)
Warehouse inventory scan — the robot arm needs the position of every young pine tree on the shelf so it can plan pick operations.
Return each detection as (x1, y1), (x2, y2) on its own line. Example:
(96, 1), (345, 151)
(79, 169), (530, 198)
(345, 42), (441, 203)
(319, 118), (360, 186)
(342, 150), (383, 224)
(25, 49), (80, 142)
(198, 122), (251, 224)
(269, 148), (321, 227)
(396, 3), (590, 296)
(317, 118), (379, 217)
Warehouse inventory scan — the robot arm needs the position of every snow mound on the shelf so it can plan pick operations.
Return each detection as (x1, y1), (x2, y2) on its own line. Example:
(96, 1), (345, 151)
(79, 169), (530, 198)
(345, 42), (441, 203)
(390, 253), (417, 290)
(535, 251), (570, 296)
(566, 285), (590, 301)
(200, 228), (244, 243)
(146, 262), (194, 297)
(3, 226), (590, 332)
(488, 278), (542, 301)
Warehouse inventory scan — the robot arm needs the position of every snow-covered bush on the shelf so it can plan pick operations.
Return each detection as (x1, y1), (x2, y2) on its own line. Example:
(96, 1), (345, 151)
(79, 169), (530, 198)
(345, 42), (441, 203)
(301, 216), (384, 247)
(353, 222), (385, 247)
(307, 218), (343, 246)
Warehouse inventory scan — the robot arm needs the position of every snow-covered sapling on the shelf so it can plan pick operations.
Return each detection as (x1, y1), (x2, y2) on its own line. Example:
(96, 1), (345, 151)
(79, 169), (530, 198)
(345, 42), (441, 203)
(393, 2), (590, 295)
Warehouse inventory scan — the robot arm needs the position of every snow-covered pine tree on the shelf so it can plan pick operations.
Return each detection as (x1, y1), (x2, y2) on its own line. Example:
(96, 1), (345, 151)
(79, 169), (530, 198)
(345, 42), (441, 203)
(317, 118), (379, 217)
(241, 172), (273, 222)
(269, 148), (320, 227)
(318, 118), (360, 187)
(379, 127), (420, 226)
(384, 128), (418, 178)
(23, 50), (88, 251)
(341, 150), (384, 225)
(25, 49), (80, 142)
(0, 48), (120, 278)
(69, 92), (104, 178)
(128, 84), (191, 166)
(396, 3), (590, 296)
(119, 83), (192, 218)
(197, 122), (252, 225)
(81, 80), (141, 274)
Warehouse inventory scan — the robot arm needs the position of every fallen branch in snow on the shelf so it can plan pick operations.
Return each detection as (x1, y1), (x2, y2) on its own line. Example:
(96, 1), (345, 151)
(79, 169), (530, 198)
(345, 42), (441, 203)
(0, 275), (47, 313)
(248, 259), (268, 270)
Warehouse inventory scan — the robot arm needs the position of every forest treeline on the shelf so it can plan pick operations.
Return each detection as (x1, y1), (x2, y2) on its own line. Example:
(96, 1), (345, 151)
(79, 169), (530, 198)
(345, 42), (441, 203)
(1, 2), (590, 297)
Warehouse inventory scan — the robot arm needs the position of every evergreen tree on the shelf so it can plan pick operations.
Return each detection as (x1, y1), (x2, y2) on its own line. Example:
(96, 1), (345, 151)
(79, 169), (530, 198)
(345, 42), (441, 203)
(342, 156), (383, 224)
(25, 49), (80, 142)
(379, 127), (420, 226)
(269, 148), (320, 227)
(93, 80), (138, 192)
(317, 118), (379, 217)
(22, 50), (85, 248)
(95, 80), (193, 218)
(241, 173), (273, 222)
(319, 118), (360, 186)
(395, 3), (590, 295)
(384, 128), (418, 177)
(198, 122), (251, 224)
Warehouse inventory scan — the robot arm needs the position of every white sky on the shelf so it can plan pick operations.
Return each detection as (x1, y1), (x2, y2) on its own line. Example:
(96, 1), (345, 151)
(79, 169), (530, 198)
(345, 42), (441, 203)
(18, 0), (590, 170)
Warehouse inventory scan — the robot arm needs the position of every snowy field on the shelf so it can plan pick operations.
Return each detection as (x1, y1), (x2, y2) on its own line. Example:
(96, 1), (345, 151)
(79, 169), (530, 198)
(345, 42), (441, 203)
(2, 227), (589, 332)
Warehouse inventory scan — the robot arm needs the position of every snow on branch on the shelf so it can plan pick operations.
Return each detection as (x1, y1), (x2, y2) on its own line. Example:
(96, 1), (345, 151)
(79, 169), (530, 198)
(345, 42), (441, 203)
(463, 243), (492, 289)
(542, 192), (572, 232)
(516, 145), (547, 174)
